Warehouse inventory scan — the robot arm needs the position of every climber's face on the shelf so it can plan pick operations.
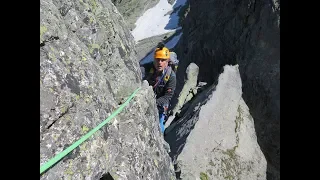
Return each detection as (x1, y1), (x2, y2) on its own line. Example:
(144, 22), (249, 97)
(154, 58), (169, 72)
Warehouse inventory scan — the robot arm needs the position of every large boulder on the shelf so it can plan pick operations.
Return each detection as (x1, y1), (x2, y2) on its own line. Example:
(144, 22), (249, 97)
(171, 63), (199, 116)
(165, 65), (267, 180)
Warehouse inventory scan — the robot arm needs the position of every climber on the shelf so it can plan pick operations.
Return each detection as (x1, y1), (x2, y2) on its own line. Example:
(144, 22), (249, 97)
(140, 42), (177, 133)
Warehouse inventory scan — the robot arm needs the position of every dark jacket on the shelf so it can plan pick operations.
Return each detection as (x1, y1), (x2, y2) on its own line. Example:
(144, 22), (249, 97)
(141, 62), (176, 107)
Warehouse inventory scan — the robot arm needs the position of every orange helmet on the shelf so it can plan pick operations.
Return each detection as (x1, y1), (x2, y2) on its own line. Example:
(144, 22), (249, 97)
(154, 43), (170, 59)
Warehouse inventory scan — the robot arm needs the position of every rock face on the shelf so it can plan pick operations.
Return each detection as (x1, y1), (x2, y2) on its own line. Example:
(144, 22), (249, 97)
(171, 63), (199, 116)
(40, 0), (175, 179)
(135, 31), (176, 62)
(167, 0), (175, 5)
(168, 65), (267, 180)
(111, 0), (160, 30)
(174, 0), (280, 178)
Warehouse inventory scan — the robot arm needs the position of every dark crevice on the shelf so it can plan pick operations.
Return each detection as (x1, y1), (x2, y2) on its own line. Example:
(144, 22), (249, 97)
(100, 172), (114, 180)
(46, 103), (74, 129)
(47, 36), (60, 42)
(40, 36), (60, 47)
(62, 145), (80, 162)
(104, 79), (116, 99)
(59, 5), (72, 17)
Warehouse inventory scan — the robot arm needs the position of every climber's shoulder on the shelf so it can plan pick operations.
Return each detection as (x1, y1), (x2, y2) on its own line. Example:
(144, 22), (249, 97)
(168, 67), (176, 79)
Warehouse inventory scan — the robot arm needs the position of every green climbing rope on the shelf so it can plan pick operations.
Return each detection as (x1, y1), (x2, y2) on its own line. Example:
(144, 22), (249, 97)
(40, 87), (141, 174)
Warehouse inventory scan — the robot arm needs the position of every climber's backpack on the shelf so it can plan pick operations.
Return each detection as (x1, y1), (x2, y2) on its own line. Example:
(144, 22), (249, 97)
(169, 52), (179, 72)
